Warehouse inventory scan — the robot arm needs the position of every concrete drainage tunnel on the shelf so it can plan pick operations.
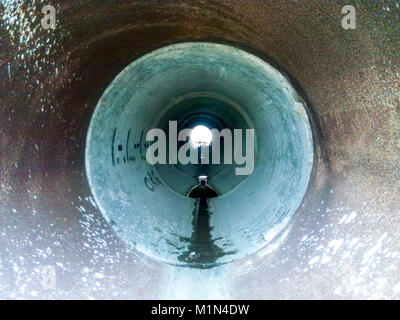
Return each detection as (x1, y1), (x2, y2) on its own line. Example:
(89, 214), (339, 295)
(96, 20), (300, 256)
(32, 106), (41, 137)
(0, 1), (399, 299)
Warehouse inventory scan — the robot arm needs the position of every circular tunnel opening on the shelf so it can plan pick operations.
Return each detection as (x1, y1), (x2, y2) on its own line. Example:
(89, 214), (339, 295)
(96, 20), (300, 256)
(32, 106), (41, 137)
(153, 91), (253, 197)
(85, 42), (314, 268)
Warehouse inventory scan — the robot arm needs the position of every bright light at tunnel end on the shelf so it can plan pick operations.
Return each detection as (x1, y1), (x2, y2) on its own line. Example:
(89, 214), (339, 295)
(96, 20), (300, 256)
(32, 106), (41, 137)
(190, 125), (213, 148)
(145, 121), (255, 176)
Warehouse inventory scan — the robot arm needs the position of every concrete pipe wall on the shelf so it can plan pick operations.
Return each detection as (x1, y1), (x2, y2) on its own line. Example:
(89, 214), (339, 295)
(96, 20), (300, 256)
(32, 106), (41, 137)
(0, 0), (399, 299)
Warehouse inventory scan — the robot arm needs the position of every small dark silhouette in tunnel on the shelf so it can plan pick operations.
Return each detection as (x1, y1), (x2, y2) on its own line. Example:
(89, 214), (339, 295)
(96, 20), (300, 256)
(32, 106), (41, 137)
(187, 176), (218, 199)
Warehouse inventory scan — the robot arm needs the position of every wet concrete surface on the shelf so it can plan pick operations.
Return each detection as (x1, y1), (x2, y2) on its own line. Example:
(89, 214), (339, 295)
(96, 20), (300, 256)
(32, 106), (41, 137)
(1, 0), (400, 299)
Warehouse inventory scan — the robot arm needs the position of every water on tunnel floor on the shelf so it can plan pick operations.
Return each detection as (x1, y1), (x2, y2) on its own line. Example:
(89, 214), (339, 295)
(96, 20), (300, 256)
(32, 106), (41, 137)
(178, 198), (234, 268)
(179, 177), (235, 268)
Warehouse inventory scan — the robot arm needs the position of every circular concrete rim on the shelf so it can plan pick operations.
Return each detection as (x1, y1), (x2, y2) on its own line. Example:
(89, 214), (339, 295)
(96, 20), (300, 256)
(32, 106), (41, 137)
(85, 42), (314, 267)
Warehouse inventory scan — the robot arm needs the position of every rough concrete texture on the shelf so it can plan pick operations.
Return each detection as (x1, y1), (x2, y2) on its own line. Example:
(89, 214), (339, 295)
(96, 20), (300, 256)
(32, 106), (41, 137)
(0, 0), (399, 299)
